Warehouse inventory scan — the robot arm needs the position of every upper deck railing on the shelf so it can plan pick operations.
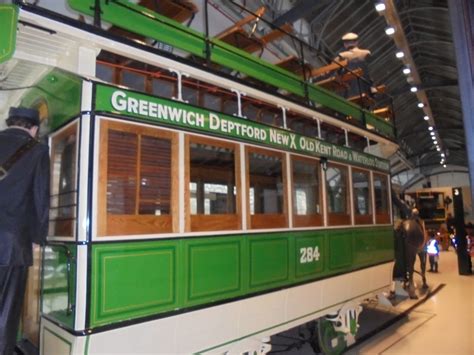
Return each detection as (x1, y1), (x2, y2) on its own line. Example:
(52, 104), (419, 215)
(64, 0), (395, 139)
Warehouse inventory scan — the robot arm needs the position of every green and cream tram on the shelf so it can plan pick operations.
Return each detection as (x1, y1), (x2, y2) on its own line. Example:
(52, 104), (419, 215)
(1, 1), (398, 354)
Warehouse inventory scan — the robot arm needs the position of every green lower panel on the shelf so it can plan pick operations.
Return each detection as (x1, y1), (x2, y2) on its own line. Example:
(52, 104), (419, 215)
(328, 230), (353, 270)
(91, 241), (177, 326)
(249, 235), (291, 290)
(353, 228), (376, 265)
(294, 231), (326, 280)
(184, 237), (242, 305)
(88, 226), (393, 328)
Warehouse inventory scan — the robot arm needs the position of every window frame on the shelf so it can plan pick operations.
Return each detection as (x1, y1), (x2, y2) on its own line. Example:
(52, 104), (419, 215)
(351, 167), (373, 225)
(185, 135), (241, 232)
(325, 162), (351, 226)
(246, 146), (288, 229)
(98, 119), (179, 236)
(49, 121), (79, 238)
(373, 172), (391, 224)
(291, 155), (323, 227)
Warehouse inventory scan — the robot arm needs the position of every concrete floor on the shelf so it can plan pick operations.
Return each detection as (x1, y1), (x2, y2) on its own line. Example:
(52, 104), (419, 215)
(270, 249), (474, 355)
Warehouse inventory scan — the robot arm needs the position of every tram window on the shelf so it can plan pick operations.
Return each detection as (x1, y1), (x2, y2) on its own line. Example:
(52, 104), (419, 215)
(96, 63), (114, 83)
(182, 79), (199, 106)
(348, 132), (367, 152)
(374, 173), (390, 224)
(98, 120), (177, 236)
(187, 137), (240, 231)
(247, 147), (287, 229)
(291, 156), (323, 227)
(259, 109), (283, 127)
(152, 77), (175, 99)
(49, 122), (78, 237)
(122, 70), (146, 92)
(326, 163), (351, 225)
(242, 101), (260, 121)
(222, 95), (239, 116)
(202, 90), (222, 112)
(352, 168), (373, 224)
(320, 122), (346, 146)
(288, 115), (319, 137)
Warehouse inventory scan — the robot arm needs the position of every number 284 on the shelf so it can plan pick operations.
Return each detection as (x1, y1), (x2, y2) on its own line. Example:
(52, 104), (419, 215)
(299, 246), (321, 264)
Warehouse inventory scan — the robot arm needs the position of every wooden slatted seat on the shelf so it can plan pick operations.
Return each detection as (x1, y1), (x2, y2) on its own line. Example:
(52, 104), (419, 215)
(373, 106), (392, 121)
(275, 55), (313, 77)
(309, 59), (348, 78)
(140, 0), (198, 23)
(217, 27), (265, 53)
(348, 93), (375, 108)
(216, 8), (292, 54)
(315, 68), (363, 91)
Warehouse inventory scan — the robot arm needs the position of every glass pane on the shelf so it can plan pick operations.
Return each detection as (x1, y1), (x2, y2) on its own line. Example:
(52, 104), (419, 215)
(190, 142), (236, 215)
(374, 174), (389, 213)
(321, 122), (346, 146)
(348, 132), (367, 152)
(326, 165), (348, 214)
(353, 170), (371, 215)
(182, 83), (199, 106)
(152, 77), (175, 98)
(248, 151), (283, 214)
(139, 135), (172, 215)
(96, 63), (114, 83)
(292, 159), (321, 215)
(122, 70), (146, 91)
(107, 130), (138, 214)
(49, 125), (78, 237)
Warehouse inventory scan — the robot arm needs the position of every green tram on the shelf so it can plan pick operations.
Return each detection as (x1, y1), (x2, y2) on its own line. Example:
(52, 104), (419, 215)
(1, 1), (398, 354)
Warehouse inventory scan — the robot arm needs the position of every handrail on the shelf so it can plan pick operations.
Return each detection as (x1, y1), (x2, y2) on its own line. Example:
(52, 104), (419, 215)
(63, 0), (394, 138)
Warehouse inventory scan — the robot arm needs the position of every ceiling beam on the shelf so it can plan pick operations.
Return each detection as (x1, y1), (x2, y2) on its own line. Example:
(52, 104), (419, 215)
(273, 0), (326, 27)
(380, 1), (442, 151)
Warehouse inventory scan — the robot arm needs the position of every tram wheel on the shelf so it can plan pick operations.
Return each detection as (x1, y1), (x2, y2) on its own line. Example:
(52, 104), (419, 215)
(314, 318), (347, 355)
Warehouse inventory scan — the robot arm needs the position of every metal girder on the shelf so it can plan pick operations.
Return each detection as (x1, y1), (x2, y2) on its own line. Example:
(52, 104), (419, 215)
(273, 0), (328, 27)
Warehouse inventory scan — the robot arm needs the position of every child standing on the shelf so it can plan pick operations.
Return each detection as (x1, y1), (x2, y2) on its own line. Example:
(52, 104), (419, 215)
(426, 233), (440, 272)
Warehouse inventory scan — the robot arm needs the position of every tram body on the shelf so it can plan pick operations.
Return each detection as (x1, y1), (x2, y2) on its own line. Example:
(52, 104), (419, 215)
(1, 1), (398, 353)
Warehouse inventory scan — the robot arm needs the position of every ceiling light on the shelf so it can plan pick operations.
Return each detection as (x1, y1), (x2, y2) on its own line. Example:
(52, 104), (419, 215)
(443, 164), (447, 168)
(418, 102), (424, 108)
(434, 140), (438, 144)
(430, 132), (435, 136)
(396, 51), (404, 58)
(403, 67), (411, 75)
(385, 26), (395, 35)
(432, 137), (436, 141)
(424, 115), (429, 121)
(375, 2), (386, 12)
(410, 87), (418, 93)
(441, 153), (445, 157)
(437, 147), (441, 151)
(428, 126), (433, 131)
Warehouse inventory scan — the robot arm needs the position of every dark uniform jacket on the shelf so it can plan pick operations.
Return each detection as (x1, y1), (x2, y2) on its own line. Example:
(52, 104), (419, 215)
(0, 127), (50, 266)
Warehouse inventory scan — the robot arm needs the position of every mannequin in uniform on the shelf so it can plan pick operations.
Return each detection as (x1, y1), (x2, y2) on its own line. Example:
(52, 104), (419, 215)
(0, 107), (50, 355)
(337, 32), (373, 100)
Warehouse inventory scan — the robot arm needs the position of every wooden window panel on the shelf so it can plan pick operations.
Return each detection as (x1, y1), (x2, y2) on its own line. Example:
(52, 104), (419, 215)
(49, 123), (78, 237)
(246, 146), (287, 229)
(291, 155), (323, 227)
(352, 167), (373, 225)
(185, 136), (241, 232)
(374, 173), (390, 224)
(98, 120), (178, 236)
(326, 163), (351, 226)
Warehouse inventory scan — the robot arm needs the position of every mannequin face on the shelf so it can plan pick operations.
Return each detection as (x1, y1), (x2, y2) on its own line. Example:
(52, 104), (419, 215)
(29, 126), (39, 138)
(344, 40), (358, 49)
